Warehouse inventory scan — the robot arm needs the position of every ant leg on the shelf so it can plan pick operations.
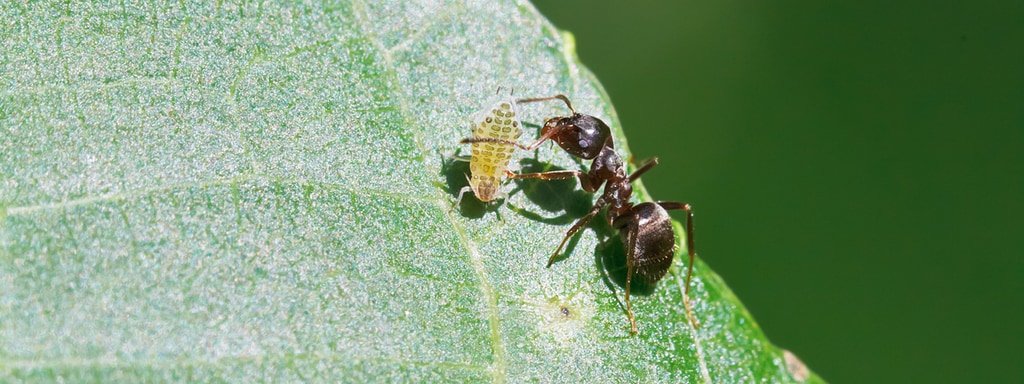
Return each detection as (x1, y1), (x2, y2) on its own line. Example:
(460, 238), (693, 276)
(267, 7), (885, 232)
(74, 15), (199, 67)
(505, 169), (583, 181)
(657, 201), (701, 328)
(546, 196), (610, 267)
(626, 260), (638, 334)
(507, 169), (602, 194)
(515, 94), (575, 114)
(611, 212), (642, 334)
(627, 157), (660, 183)
(518, 124), (568, 151)
(656, 202), (695, 291)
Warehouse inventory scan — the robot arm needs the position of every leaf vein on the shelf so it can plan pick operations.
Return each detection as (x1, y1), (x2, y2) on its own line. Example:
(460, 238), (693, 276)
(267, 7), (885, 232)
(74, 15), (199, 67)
(350, 1), (507, 383)
(384, 8), (459, 57)
(4, 174), (435, 216)
(673, 267), (711, 383)
(0, 354), (490, 373)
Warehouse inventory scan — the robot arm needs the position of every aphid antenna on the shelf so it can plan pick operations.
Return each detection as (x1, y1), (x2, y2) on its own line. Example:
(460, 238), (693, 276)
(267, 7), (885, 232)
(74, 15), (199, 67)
(494, 86), (515, 96)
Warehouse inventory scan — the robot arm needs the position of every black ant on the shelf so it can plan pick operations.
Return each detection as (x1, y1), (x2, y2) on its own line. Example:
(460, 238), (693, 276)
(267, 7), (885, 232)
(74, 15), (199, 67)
(462, 95), (699, 333)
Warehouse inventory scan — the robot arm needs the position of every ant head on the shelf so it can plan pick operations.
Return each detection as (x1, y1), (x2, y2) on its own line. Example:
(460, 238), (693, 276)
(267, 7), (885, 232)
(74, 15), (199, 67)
(540, 113), (612, 160)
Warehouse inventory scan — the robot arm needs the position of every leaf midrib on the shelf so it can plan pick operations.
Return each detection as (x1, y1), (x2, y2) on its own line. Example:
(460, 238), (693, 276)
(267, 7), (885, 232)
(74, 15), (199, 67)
(350, 1), (507, 383)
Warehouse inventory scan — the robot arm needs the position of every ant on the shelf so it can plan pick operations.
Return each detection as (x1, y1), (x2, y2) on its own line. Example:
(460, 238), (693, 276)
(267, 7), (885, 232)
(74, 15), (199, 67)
(464, 94), (699, 333)
(454, 89), (523, 208)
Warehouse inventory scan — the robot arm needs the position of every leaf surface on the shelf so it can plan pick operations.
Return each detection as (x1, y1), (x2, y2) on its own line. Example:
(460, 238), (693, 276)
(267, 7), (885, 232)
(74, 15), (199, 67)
(0, 1), (823, 382)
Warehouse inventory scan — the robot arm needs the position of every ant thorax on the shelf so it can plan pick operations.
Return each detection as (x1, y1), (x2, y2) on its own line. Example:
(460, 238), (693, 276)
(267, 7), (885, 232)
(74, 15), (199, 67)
(467, 95), (523, 202)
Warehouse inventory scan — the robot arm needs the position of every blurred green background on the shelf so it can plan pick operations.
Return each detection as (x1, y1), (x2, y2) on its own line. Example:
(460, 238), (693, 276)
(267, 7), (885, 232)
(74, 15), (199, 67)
(532, 1), (1023, 382)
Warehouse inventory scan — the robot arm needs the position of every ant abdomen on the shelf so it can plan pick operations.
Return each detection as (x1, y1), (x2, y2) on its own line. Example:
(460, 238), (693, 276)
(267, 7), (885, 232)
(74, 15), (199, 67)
(615, 202), (676, 285)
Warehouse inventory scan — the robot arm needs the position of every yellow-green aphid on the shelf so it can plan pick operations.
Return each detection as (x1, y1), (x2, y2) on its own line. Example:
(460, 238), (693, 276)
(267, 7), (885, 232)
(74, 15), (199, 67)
(456, 95), (522, 205)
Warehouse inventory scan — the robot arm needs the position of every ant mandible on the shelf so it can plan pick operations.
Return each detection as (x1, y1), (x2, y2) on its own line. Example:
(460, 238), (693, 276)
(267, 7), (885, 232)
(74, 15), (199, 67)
(462, 95), (699, 333)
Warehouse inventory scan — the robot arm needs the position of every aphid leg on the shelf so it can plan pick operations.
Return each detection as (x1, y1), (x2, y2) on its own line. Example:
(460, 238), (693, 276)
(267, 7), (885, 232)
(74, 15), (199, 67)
(515, 94), (576, 114)
(656, 201), (700, 329)
(546, 196), (611, 267)
(452, 174), (474, 212)
(493, 189), (510, 207)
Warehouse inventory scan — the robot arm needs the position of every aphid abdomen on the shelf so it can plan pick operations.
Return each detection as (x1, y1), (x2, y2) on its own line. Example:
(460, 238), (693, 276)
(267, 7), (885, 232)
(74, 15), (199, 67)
(467, 98), (522, 202)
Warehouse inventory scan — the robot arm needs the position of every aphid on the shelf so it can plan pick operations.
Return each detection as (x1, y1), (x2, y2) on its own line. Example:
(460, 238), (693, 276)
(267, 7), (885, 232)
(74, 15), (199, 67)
(454, 90), (523, 206)
(498, 95), (700, 333)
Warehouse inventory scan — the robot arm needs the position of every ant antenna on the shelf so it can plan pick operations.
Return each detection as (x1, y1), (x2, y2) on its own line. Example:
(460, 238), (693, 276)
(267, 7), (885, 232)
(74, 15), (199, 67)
(515, 94), (575, 114)
(494, 86), (503, 95)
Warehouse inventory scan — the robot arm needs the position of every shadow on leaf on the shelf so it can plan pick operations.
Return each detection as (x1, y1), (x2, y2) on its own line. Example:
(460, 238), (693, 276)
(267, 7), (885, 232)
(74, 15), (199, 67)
(505, 157), (593, 223)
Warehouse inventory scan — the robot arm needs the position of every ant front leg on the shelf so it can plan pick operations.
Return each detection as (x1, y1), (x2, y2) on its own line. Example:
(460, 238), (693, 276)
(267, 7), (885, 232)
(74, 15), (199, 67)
(505, 169), (603, 194)
(505, 169), (583, 181)
(657, 201), (700, 328)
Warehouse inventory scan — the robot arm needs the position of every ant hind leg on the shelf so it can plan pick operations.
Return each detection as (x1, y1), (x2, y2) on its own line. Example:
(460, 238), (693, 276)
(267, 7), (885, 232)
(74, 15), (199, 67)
(657, 201), (700, 329)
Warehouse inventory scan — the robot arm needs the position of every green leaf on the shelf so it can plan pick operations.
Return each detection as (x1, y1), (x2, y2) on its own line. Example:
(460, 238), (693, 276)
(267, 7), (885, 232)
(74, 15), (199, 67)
(0, 1), (823, 382)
